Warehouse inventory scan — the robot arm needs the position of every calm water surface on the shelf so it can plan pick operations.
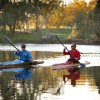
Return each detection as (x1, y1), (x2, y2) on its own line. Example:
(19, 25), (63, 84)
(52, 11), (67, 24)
(0, 44), (100, 100)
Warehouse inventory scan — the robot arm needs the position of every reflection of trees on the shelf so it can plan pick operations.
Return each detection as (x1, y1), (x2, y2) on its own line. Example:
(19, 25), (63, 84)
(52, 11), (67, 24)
(0, 51), (62, 62)
(88, 67), (100, 94)
(78, 67), (100, 94)
(31, 67), (63, 93)
(76, 67), (97, 89)
(0, 72), (16, 99)
(0, 66), (65, 99)
(0, 51), (16, 62)
(32, 51), (62, 60)
(1, 65), (100, 99)
(1, 50), (100, 99)
(0, 51), (5, 62)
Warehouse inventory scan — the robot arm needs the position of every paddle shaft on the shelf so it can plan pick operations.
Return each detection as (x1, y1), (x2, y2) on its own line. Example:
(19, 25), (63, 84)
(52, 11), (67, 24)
(55, 36), (99, 55)
(4, 36), (19, 51)
(55, 35), (66, 48)
(3, 36), (31, 61)
(81, 52), (100, 54)
(55, 35), (74, 57)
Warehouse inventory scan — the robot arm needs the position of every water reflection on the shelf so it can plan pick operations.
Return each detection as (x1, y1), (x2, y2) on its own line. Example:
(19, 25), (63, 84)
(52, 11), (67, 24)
(0, 48), (100, 100)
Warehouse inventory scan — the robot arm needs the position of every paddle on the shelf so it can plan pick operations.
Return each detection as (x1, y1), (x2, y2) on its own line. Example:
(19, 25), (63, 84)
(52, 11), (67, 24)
(55, 35), (71, 52)
(55, 35), (85, 68)
(3, 36), (31, 61)
(55, 35), (100, 54)
(4, 36), (19, 51)
(3, 35), (44, 63)
(55, 35), (66, 48)
(81, 52), (100, 54)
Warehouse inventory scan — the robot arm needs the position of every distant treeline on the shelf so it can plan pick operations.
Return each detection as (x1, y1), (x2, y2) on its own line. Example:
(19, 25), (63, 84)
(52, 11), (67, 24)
(0, 0), (100, 42)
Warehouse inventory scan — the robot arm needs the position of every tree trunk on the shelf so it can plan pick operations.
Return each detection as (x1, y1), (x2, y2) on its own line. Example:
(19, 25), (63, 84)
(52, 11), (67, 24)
(7, 22), (16, 34)
(96, 0), (100, 8)
(0, 0), (9, 9)
(35, 14), (40, 33)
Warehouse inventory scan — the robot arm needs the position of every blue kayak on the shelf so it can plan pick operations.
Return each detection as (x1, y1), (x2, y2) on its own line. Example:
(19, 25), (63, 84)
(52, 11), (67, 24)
(0, 59), (33, 81)
(0, 59), (44, 81)
(0, 59), (27, 72)
(0, 59), (25, 72)
(0, 59), (43, 71)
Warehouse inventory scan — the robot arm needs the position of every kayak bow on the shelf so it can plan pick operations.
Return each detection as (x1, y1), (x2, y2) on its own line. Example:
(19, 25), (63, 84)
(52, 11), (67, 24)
(0, 60), (44, 70)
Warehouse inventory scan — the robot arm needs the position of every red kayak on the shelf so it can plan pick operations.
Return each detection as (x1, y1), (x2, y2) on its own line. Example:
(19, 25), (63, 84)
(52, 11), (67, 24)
(52, 61), (90, 70)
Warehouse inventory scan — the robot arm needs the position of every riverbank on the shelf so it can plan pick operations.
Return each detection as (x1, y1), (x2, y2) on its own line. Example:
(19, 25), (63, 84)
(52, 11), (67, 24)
(37, 38), (100, 45)
(1, 36), (100, 45)
(0, 29), (100, 45)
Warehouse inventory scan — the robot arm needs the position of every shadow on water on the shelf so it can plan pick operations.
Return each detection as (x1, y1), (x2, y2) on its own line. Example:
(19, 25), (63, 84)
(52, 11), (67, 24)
(0, 50), (100, 100)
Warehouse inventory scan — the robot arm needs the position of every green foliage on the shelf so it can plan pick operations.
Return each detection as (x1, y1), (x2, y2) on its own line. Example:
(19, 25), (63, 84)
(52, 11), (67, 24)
(0, 28), (71, 43)
(0, 31), (39, 43)
(0, 0), (62, 33)
(0, 0), (99, 42)
(75, 11), (86, 38)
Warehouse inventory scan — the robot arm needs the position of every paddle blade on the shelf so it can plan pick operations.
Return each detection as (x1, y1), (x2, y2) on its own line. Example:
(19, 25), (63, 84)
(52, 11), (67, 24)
(80, 63), (85, 69)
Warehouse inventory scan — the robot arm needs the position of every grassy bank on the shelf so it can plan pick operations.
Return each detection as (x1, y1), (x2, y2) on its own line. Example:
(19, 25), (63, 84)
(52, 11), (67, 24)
(0, 28), (71, 44)
(0, 29), (100, 45)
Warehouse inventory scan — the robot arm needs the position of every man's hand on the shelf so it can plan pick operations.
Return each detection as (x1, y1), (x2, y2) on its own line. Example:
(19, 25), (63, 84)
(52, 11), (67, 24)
(17, 49), (20, 52)
(32, 61), (44, 64)
(74, 57), (78, 61)
(64, 47), (67, 50)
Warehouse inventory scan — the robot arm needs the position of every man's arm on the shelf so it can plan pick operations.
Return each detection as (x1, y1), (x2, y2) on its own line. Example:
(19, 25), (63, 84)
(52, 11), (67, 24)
(74, 51), (80, 60)
(27, 51), (33, 62)
(14, 50), (20, 56)
(63, 47), (70, 55)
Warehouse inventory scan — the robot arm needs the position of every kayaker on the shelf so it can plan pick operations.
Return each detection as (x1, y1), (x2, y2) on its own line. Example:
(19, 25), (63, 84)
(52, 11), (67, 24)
(14, 44), (44, 83)
(14, 44), (33, 84)
(14, 44), (33, 62)
(63, 43), (80, 63)
(63, 43), (81, 86)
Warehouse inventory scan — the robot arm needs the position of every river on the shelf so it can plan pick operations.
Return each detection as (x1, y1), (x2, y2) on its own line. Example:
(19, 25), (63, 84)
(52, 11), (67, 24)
(0, 44), (100, 100)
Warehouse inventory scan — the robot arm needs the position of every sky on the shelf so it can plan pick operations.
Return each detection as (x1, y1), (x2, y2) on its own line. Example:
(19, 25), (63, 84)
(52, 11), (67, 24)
(63, 0), (91, 4)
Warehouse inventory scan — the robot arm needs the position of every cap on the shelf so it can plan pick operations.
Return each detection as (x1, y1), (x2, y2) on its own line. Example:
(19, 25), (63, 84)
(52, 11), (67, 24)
(71, 43), (76, 47)
(21, 44), (26, 48)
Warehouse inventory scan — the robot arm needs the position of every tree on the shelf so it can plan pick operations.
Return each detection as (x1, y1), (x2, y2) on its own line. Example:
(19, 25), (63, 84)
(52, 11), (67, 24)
(0, 0), (9, 9)
(65, 0), (97, 40)
(81, 0), (100, 40)
(1, 2), (29, 34)
(96, 0), (100, 8)
(0, 0), (62, 34)
(93, 0), (100, 39)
